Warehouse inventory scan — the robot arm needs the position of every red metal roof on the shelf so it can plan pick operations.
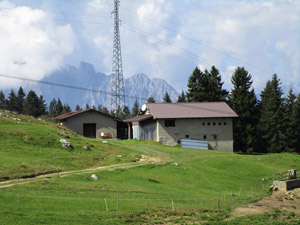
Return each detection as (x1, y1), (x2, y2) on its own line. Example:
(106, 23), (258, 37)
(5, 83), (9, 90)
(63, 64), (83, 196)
(56, 109), (89, 120)
(145, 102), (238, 119)
(56, 109), (117, 120)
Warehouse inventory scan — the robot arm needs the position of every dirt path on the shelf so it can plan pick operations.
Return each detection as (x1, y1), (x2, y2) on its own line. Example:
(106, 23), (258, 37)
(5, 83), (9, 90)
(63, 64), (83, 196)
(227, 188), (300, 220)
(0, 160), (151, 189)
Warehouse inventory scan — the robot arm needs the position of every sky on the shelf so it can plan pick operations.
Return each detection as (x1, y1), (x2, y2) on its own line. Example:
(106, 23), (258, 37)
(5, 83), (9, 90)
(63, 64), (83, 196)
(0, 0), (299, 95)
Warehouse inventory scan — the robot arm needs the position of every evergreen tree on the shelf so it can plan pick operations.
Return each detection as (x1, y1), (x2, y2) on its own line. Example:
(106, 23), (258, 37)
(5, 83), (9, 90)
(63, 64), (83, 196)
(186, 67), (207, 102)
(75, 104), (82, 111)
(293, 94), (300, 153)
(147, 96), (155, 103)
(284, 89), (297, 152)
(62, 104), (72, 114)
(0, 91), (5, 109)
(49, 98), (58, 117)
(56, 98), (63, 115)
(49, 98), (57, 117)
(209, 66), (228, 101)
(229, 67), (258, 153)
(163, 91), (172, 103)
(259, 74), (285, 153)
(38, 95), (47, 116)
(131, 99), (139, 117)
(7, 89), (18, 112)
(23, 90), (42, 118)
(122, 106), (131, 120)
(97, 105), (109, 114)
(16, 87), (26, 114)
(186, 66), (227, 102)
(177, 90), (186, 102)
(85, 104), (90, 110)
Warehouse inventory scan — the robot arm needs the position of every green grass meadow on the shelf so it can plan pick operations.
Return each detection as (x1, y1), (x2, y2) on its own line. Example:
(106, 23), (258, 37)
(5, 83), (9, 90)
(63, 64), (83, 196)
(1, 110), (300, 224)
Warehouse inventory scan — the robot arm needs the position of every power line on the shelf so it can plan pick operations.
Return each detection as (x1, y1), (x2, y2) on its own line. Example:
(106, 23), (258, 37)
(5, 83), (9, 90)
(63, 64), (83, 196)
(121, 22), (228, 73)
(0, 13), (113, 26)
(120, 4), (280, 77)
(0, 73), (154, 103)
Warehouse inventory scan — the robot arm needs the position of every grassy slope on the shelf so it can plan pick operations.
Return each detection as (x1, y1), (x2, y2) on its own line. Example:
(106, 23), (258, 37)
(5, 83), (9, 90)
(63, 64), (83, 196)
(0, 110), (140, 180)
(1, 110), (300, 224)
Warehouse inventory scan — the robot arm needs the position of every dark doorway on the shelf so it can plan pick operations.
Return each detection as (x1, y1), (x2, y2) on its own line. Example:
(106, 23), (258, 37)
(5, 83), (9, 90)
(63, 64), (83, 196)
(117, 121), (128, 140)
(83, 123), (96, 138)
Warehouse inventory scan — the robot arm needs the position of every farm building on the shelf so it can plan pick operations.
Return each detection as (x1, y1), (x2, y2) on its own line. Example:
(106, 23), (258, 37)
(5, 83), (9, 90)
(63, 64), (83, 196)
(124, 102), (238, 153)
(56, 109), (127, 139)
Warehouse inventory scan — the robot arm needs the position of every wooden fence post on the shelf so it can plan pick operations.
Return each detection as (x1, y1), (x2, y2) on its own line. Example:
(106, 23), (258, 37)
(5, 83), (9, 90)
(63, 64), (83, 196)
(104, 198), (108, 212)
(116, 196), (119, 219)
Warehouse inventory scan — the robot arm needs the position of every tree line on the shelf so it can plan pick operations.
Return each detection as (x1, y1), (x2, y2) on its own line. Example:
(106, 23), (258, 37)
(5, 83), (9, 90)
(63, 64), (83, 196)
(1, 65), (300, 154)
(152, 66), (300, 154)
(0, 87), (131, 119)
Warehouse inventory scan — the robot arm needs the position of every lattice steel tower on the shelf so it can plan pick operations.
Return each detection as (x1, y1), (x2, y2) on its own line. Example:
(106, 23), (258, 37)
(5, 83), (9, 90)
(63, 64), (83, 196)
(110, 0), (125, 112)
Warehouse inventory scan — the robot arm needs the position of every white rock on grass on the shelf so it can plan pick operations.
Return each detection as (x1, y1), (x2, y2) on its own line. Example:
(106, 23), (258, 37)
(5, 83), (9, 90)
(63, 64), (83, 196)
(60, 139), (71, 148)
(116, 155), (122, 158)
(91, 174), (99, 180)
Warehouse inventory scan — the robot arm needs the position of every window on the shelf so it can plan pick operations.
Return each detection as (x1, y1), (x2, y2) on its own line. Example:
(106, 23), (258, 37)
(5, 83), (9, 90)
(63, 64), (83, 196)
(185, 135), (189, 138)
(219, 122), (221, 125)
(202, 122), (205, 126)
(208, 122), (210, 126)
(224, 122), (227, 125)
(213, 122), (216, 126)
(203, 135), (207, 140)
(165, 119), (175, 127)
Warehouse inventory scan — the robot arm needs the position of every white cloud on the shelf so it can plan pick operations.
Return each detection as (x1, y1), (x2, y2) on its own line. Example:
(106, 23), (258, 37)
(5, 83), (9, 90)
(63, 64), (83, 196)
(184, 0), (300, 93)
(0, 0), (76, 89)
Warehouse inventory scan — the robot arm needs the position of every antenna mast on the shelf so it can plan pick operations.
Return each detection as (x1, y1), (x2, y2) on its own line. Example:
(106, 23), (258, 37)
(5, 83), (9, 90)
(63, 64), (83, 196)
(110, 0), (125, 113)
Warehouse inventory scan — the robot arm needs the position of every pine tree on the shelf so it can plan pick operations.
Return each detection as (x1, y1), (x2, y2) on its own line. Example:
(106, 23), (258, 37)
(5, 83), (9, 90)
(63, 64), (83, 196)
(284, 89), (297, 152)
(186, 67), (207, 102)
(16, 87), (26, 114)
(62, 104), (72, 114)
(75, 104), (82, 111)
(259, 74), (285, 153)
(122, 106), (131, 119)
(85, 104), (90, 110)
(7, 89), (18, 112)
(186, 66), (227, 102)
(56, 98), (63, 115)
(23, 90), (42, 118)
(177, 90), (186, 102)
(293, 94), (300, 153)
(49, 98), (58, 117)
(163, 91), (172, 103)
(0, 91), (6, 109)
(97, 105), (109, 114)
(147, 96), (155, 103)
(131, 99), (139, 117)
(38, 95), (47, 116)
(229, 67), (258, 153)
(209, 66), (228, 101)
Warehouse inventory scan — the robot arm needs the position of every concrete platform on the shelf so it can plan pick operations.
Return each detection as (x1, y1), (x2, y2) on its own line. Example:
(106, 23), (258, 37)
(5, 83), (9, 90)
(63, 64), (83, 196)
(273, 178), (300, 191)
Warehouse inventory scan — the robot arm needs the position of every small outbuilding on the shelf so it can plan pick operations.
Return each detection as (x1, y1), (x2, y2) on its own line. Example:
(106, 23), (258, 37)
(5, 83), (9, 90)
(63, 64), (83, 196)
(124, 102), (238, 153)
(56, 109), (127, 139)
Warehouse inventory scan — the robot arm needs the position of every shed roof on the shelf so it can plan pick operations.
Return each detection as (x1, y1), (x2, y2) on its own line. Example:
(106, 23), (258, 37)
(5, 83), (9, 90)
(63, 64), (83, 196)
(124, 114), (153, 123)
(56, 109), (117, 120)
(145, 102), (238, 119)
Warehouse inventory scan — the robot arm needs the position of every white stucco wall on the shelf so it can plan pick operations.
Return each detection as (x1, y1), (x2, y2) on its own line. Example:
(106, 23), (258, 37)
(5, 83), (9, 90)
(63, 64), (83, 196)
(156, 118), (234, 153)
(61, 111), (117, 138)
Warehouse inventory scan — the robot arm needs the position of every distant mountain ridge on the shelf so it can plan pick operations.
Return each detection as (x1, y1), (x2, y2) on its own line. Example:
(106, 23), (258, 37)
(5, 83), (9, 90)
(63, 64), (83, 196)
(38, 62), (179, 110)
